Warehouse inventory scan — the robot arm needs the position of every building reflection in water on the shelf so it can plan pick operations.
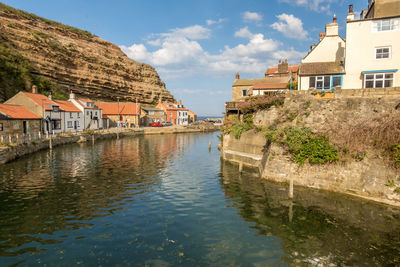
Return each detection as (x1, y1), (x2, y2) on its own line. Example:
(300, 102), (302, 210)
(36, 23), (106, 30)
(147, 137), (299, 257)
(0, 134), (193, 258)
(219, 160), (400, 266)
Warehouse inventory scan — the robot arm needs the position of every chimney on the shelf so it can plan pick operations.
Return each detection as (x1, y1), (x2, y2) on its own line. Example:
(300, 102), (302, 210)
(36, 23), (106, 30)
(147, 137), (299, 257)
(235, 72), (240, 80)
(347, 4), (355, 21)
(48, 92), (53, 101)
(69, 90), (75, 100)
(178, 99), (182, 106)
(326, 15), (338, 36)
(32, 85), (38, 94)
(278, 60), (288, 73)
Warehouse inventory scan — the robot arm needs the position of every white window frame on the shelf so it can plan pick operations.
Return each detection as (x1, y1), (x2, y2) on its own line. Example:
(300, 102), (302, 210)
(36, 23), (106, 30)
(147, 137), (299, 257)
(375, 46), (391, 60)
(364, 72), (395, 88)
(67, 121), (73, 128)
(372, 18), (400, 32)
(309, 75), (331, 90)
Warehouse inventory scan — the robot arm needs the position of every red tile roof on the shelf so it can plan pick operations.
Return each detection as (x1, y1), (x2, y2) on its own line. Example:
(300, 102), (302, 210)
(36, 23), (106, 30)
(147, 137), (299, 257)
(266, 65), (299, 75)
(21, 92), (58, 111)
(0, 104), (41, 119)
(54, 101), (81, 112)
(95, 102), (141, 115)
(253, 83), (288, 90)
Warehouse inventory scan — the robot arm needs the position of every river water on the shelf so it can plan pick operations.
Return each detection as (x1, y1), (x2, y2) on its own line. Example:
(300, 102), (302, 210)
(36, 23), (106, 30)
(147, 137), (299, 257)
(0, 132), (399, 266)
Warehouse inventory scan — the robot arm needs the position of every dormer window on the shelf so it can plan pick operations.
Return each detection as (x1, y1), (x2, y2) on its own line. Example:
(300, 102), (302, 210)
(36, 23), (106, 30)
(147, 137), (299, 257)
(52, 106), (59, 112)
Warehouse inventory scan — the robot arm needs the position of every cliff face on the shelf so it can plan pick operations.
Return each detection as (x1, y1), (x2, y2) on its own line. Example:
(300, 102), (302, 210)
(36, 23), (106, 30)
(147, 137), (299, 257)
(0, 3), (175, 104)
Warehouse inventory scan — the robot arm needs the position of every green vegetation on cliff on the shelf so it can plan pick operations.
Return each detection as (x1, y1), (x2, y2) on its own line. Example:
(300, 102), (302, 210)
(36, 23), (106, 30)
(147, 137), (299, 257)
(0, 3), (95, 40)
(264, 127), (339, 165)
(0, 39), (67, 100)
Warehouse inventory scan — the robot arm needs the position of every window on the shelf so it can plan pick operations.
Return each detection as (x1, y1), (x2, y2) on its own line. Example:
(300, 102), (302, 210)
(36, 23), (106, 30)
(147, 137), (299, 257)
(373, 19), (400, 32)
(52, 120), (61, 130)
(53, 106), (59, 112)
(67, 121), (73, 128)
(332, 76), (342, 87)
(375, 47), (391, 59)
(148, 111), (154, 115)
(77, 112), (80, 118)
(242, 89), (248, 97)
(70, 112), (73, 118)
(87, 111), (89, 116)
(0, 123), (3, 131)
(309, 76), (331, 89)
(364, 73), (394, 88)
(95, 111), (97, 116)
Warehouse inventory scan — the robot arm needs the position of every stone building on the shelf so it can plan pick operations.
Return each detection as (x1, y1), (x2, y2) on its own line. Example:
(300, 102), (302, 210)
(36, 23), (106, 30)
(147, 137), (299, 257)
(5, 87), (64, 134)
(0, 104), (41, 136)
(95, 102), (141, 128)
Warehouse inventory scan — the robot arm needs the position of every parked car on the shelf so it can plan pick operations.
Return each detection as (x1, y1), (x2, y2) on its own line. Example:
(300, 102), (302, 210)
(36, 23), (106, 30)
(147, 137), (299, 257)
(151, 121), (163, 127)
(161, 121), (172, 126)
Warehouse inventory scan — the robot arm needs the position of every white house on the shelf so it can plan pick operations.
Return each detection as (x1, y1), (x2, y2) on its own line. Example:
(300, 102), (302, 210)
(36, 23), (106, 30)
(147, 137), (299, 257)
(298, 16), (346, 91)
(343, 1), (400, 89)
(69, 91), (103, 130)
(54, 100), (84, 132)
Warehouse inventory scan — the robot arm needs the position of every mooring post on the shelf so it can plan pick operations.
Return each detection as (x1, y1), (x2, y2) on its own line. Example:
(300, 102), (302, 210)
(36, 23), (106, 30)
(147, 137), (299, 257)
(289, 176), (294, 199)
(49, 135), (52, 150)
(289, 201), (293, 223)
(92, 134), (95, 145)
(209, 141), (211, 151)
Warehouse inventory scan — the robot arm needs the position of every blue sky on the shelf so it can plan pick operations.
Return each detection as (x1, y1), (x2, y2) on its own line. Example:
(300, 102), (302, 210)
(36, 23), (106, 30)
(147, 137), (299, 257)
(2, 0), (365, 116)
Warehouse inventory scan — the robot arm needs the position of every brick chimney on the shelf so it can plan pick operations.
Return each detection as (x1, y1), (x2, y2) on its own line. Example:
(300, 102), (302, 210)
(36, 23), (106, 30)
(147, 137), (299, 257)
(178, 99), (182, 106)
(326, 15), (339, 36)
(32, 85), (38, 94)
(235, 72), (240, 80)
(278, 59), (288, 73)
(347, 4), (355, 21)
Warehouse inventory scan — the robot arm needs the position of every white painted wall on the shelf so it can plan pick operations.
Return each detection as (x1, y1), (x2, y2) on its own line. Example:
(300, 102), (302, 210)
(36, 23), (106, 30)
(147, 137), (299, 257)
(343, 18), (400, 89)
(302, 36), (345, 63)
(62, 112), (84, 132)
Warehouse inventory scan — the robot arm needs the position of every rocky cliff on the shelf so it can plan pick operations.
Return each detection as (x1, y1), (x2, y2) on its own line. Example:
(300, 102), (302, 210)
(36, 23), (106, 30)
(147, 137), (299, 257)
(0, 3), (175, 103)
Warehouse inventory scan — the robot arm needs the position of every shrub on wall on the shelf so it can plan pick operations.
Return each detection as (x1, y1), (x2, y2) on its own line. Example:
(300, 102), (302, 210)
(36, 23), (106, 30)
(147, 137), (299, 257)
(264, 127), (339, 165)
(240, 94), (285, 114)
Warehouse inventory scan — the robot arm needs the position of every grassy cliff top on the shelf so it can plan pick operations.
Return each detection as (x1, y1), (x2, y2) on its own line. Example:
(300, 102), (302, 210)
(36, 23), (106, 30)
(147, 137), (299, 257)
(0, 3), (95, 40)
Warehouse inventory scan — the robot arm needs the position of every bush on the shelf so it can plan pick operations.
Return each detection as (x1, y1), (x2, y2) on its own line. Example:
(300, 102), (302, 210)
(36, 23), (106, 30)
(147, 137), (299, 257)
(389, 144), (400, 168)
(264, 127), (339, 165)
(226, 124), (252, 139)
(240, 94), (285, 114)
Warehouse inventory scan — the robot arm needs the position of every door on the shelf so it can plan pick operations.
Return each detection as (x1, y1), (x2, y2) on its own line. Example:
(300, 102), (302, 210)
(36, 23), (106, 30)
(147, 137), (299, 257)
(74, 121), (77, 130)
(23, 121), (27, 134)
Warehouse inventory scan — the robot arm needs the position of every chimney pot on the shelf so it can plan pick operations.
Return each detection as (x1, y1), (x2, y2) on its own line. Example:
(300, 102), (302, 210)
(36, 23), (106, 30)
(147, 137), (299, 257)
(349, 4), (354, 13)
(32, 85), (38, 94)
(333, 14), (337, 23)
(235, 72), (240, 80)
(48, 92), (53, 101)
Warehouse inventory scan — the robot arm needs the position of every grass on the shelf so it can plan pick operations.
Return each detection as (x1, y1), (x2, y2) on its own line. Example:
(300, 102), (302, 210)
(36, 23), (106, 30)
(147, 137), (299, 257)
(240, 94), (285, 114)
(0, 3), (95, 40)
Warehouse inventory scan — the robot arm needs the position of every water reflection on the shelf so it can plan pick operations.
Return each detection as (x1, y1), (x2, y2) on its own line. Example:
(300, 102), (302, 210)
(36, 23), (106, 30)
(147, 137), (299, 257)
(220, 161), (400, 266)
(0, 134), (195, 263)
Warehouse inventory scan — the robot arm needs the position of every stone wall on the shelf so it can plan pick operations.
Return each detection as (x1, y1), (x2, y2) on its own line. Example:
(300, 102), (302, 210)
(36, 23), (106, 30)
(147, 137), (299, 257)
(222, 92), (400, 206)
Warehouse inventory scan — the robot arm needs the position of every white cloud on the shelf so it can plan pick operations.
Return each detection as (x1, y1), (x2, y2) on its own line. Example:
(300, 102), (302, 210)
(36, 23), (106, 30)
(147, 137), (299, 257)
(120, 25), (306, 79)
(279, 0), (335, 12)
(234, 27), (254, 39)
(271, 13), (309, 40)
(243, 11), (263, 22)
(206, 18), (228, 26)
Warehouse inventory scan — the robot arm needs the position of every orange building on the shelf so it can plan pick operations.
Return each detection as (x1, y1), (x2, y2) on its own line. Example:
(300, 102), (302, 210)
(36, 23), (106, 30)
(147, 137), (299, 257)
(156, 101), (189, 125)
(95, 102), (141, 128)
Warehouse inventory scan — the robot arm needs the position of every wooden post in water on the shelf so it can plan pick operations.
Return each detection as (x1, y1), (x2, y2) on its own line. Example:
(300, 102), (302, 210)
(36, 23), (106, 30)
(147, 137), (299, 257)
(49, 135), (52, 150)
(92, 134), (95, 145)
(209, 141), (211, 152)
(289, 176), (294, 199)
(288, 201), (293, 223)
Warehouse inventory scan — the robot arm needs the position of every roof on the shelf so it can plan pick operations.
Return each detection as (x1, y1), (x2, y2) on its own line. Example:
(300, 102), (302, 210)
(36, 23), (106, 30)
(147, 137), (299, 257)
(265, 65), (299, 75)
(54, 101), (81, 112)
(74, 99), (100, 110)
(253, 83), (288, 90)
(95, 102), (141, 115)
(157, 102), (188, 111)
(233, 78), (271, 87)
(142, 107), (164, 112)
(0, 104), (41, 119)
(299, 62), (345, 75)
(21, 92), (58, 111)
